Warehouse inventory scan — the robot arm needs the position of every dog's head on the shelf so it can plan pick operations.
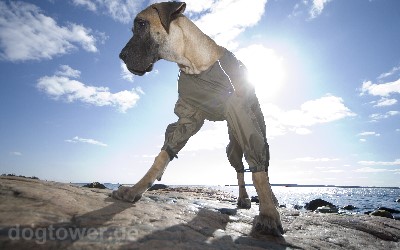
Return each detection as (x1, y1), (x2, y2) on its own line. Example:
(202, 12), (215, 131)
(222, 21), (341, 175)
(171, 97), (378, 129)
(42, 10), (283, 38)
(119, 2), (186, 76)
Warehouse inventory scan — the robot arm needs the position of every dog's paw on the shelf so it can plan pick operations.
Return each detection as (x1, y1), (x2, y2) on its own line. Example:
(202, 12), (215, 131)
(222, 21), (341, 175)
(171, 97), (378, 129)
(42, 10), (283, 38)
(251, 214), (284, 237)
(112, 186), (143, 203)
(237, 197), (251, 209)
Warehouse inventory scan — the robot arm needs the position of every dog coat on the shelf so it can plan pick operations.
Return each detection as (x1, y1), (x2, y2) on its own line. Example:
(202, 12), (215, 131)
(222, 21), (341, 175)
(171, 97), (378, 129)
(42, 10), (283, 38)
(162, 49), (270, 173)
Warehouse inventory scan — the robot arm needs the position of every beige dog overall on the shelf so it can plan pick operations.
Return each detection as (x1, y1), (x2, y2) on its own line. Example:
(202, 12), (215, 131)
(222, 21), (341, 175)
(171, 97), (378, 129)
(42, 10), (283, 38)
(114, 2), (283, 236)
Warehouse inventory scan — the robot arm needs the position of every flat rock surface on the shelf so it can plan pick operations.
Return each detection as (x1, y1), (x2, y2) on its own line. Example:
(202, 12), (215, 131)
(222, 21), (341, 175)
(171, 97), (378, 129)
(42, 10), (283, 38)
(0, 176), (399, 249)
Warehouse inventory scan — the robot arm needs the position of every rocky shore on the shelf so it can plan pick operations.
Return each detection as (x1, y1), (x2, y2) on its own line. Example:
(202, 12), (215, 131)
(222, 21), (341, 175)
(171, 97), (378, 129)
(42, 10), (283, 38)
(0, 176), (399, 249)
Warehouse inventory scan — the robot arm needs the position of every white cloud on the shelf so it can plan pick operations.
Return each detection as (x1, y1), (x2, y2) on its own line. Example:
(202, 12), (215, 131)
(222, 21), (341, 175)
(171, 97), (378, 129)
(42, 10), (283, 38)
(361, 79), (400, 97)
(71, 0), (141, 23)
(293, 127), (312, 135)
(357, 132), (381, 142)
(191, 0), (267, 49)
(100, 0), (267, 49)
(181, 0), (215, 13)
(262, 94), (356, 137)
(183, 95), (355, 145)
(9, 151), (22, 156)
(37, 65), (143, 113)
(373, 97), (397, 107)
(294, 157), (339, 162)
(354, 166), (400, 174)
(377, 65), (400, 80)
(100, 0), (140, 23)
(289, 3), (303, 18)
(357, 131), (380, 137)
(56, 65), (81, 78)
(141, 154), (157, 158)
(290, 0), (332, 19)
(65, 136), (108, 147)
(324, 169), (345, 173)
(120, 62), (134, 82)
(0, 1), (101, 62)
(72, 0), (97, 11)
(354, 167), (389, 173)
(358, 159), (400, 166)
(361, 67), (400, 112)
(135, 86), (145, 95)
(369, 111), (399, 121)
(181, 121), (229, 152)
(282, 95), (356, 126)
(309, 0), (332, 19)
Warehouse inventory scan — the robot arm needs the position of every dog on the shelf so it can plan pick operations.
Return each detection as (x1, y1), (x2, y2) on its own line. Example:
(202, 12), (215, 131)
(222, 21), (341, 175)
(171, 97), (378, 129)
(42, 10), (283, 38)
(113, 1), (283, 236)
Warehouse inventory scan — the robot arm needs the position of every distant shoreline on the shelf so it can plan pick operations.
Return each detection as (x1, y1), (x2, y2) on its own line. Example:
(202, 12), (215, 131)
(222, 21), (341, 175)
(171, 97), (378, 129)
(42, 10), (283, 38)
(2, 174), (398, 189)
(72, 182), (400, 190)
(224, 184), (400, 189)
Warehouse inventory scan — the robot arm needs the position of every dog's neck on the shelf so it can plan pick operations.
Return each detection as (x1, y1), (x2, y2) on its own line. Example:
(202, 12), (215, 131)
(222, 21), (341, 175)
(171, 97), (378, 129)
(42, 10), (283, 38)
(162, 16), (225, 74)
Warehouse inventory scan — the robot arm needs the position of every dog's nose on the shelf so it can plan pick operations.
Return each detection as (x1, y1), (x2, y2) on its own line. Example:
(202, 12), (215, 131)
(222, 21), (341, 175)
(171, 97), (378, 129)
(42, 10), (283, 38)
(119, 51), (127, 61)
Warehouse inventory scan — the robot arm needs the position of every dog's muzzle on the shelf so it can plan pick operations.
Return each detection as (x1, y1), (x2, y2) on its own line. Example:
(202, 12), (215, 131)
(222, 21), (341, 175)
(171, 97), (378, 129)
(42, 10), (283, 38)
(119, 51), (156, 76)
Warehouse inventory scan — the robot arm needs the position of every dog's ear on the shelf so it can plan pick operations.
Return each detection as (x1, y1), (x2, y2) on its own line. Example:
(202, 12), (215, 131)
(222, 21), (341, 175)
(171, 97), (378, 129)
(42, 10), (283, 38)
(153, 2), (186, 33)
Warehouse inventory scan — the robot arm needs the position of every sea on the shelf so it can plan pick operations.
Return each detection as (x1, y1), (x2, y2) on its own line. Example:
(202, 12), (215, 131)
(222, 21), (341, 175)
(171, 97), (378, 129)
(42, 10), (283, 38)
(219, 185), (400, 216)
(75, 183), (400, 218)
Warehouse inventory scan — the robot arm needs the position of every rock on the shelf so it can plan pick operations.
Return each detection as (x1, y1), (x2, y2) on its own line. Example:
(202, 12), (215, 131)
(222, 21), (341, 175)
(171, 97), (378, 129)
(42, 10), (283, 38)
(370, 210), (394, 219)
(315, 206), (339, 213)
(218, 208), (237, 216)
(378, 207), (400, 214)
(343, 205), (358, 210)
(305, 199), (335, 211)
(1, 176), (400, 249)
(250, 196), (259, 203)
(293, 204), (303, 210)
(396, 198), (400, 203)
(148, 184), (169, 191)
(82, 182), (107, 189)
(1, 174), (39, 180)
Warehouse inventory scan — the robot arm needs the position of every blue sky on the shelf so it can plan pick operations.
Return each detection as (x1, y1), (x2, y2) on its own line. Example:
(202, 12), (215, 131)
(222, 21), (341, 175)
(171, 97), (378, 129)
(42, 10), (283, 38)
(1, 0), (399, 187)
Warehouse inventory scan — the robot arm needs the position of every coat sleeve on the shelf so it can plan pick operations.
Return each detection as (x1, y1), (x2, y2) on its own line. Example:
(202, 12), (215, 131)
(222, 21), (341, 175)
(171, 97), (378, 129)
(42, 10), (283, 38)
(161, 98), (205, 160)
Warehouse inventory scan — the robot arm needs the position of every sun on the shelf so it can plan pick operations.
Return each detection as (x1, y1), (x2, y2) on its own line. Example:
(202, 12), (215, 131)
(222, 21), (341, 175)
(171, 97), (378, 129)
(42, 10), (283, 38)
(236, 45), (285, 100)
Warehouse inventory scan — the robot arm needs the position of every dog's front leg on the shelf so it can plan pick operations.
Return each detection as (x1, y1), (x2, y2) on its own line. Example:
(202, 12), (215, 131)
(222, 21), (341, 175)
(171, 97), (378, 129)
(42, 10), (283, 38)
(112, 150), (170, 202)
(252, 171), (284, 236)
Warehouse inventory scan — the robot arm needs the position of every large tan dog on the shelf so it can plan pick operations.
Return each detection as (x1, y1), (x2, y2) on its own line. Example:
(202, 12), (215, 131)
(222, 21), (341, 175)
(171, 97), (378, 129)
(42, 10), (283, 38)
(113, 2), (283, 236)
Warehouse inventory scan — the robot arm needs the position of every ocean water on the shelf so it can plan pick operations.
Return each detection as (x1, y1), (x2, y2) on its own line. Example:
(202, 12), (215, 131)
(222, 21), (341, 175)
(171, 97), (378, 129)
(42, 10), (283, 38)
(218, 185), (400, 216)
(76, 183), (400, 217)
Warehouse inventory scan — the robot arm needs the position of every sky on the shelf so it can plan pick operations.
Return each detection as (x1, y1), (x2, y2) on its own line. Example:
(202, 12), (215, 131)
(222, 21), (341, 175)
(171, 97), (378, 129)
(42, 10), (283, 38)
(0, 0), (399, 187)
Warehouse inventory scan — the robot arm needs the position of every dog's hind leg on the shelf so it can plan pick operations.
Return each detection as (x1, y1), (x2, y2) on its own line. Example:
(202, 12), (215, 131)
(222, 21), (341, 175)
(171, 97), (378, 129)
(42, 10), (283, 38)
(225, 94), (283, 236)
(227, 128), (251, 209)
(237, 172), (251, 209)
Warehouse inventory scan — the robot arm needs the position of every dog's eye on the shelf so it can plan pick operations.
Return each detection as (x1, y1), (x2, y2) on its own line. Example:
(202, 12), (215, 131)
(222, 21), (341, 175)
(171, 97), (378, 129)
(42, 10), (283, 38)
(135, 19), (147, 29)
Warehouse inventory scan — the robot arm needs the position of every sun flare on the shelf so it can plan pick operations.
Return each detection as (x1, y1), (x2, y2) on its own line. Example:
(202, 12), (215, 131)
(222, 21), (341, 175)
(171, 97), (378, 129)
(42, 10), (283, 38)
(236, 45), (285, 100)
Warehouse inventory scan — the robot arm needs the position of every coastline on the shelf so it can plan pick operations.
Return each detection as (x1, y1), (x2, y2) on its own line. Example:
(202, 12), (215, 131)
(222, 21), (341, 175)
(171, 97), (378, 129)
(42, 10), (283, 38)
(227, 184), (400, 189)
(72, 182), (400, 218)
(1, 176), (399, 249)
(71, 182), (400, 190)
